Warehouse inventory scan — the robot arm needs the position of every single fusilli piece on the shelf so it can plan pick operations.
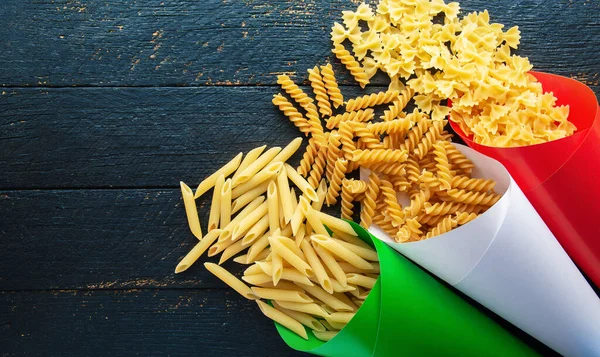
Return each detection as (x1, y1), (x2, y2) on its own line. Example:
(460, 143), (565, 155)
(338, 122), (357, 161)
(396, 218), (422, 243)
(326, 159), (348, 206)
(308, 66), (333, 118)
(405, 185), (431, 218)
(381, 86), (414, 121)
(433, 142), (453, 190)
(351, 149), (409, 165)
(418, 170), (441, 192)
(345, 90), (399, 112)
(298, 137), (322, 177)
(400, 118), (430, 152)
(455, 212), (479, 225)
(405, 156), (420, 184)
(320, 63), (344, 108)
(350, 122), (384, 150)
(341, 179), (358, 220)
(442, 141), (474, 175)
(416, 212), (449, 226)
(423, 201), (483, 216)
(307, 144), (328, 189)
(332, 43), (369, 88)
(446, 189), (502, 207)
(388, 175), (411, 192)
(451, 176), (496, 192)
(272, 94), (311, 136)
(373, 213), (399, 238)
(326, 109), (374, 130)
(366, 118), (412, 135)
(414, 120), (445, 159)
(325, 131), (342, 182)
(360, 172), (380, 229)
(277, 75), (315, 112)
(425, 216), (458, 239)
(366, 161), (405, 176)
(380, 180), (405, 227)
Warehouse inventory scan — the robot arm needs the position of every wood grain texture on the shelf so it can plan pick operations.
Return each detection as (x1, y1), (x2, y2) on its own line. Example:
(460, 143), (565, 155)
(0, 0), (597, 86)
(0, 289), (306, 357)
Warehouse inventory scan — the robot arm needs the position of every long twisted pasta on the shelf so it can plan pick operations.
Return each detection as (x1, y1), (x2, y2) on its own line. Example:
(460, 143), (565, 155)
(326, 109), (374, 130)
(272, 94), (311, 136)
(277, 75), (315, 112)
(338, 122), (357, 161)
(433, 142), (453, 190)
(379, 180), (405, 227)
(447, 189), (502, 207)
(425, 216), (458, 239)
(414, 120), (445, 159)
(400, 118), (430, 152)
(455, 212), (479, 225)
(307, 144), (328, 189)
(366, 161), (405, 176)
(451, 176), (496, 192)
(345, 90), (399, 112)
(298, 138), (322, 178)
(423, 201), (483, 216)
(320, 63), (344, 109)
(388, 175), (411, 192)
(325, 131), (342, 182)
(341, 179), (357, 220)
(396, 218), (422, 242)
(332, 43), (369, 88)
(351, 149), (408, 165)
(405, 156), (420, 184)
(373, 212), (399, 238)
(416, 212), (449, 226)
(326, 159), (348, 206)
(350, 122), (384, 150)
(360, 172), (380, 229)
(366, 118), (412, 135)
(406, 185), (431, 218)
(381, 86), (414, 121)
(308, 66), (333, 118)
(443, 141), (474, 175)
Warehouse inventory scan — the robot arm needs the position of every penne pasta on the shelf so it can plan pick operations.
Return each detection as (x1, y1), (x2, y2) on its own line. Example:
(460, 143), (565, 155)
(290, 187), (298, 213)
(290, 196), (309, 235)
(194, 152), (243, 199)
(219, 196), (265, 242)
(220, 178), (232, 229)
(313, 210), (356, 236)
(207, 239), (234, 257)
(320, 304), (337, 315)
(231, 161), (283, 199)
(232, 254), (251, 265)
(233, 147), (282, 186)
(254, 262), (315, 286)
(331, 229), (372, 250)
(208, 174), (225, 231)
(175, 229), (222, 273)
(267, 181), (280, 233)
(247, 232), (270, 262)
(314, 330), (338, 342)
(302, 205), (329, 236)
(256, 300), (308, 340)
(271, 250), (283, 285)
(295, 224), (306, 248)
(231, 201), (268, 241)
(272, 301), (326, 332)
(219, 239), (250, 265)
(241, 214), (270, 245)
(180, 181), (203, 240)
(244, 263), (264, 276)
(253, 281), (305, 292)
(346, 273), (377, 289)
(300, 239), (332, 294)
(330, 237), (379, 262)
(247, 248), (270, 263)
(277, 168), (294, 224)
(337, 261), (380, 274)
(251, 287), (313, 303)
(204, 262), (256, 300)
(311, 235), (373, 270)
(332, 292), (358, 312)
(306, 179), (328, 235)
(330, 279), (356, 293)
(277, 236), (307, 261)
(313, 243), (348, 287)
(326, 312), (355, 324)
(296, 283), (354, 312)
(352, 298), (364, 307)
(231, 145), (266, 183)
(284, 163), (319, 202)
(270, 137), (303, 164)
(242, 273), (273, 285)
(230, 181), (269, 214)
(269, 236), (314, 277)
(274, 301), (330, 319)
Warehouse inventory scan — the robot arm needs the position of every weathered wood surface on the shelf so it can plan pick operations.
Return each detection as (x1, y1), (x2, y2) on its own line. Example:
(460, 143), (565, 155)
(0, 0), (598, 87)
(0, 289), (305, 356)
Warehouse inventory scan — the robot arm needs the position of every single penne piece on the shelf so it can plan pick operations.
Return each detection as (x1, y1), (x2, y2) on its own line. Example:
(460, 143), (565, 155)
(230, 181), (269, 214)
(175, 229), (222, 273)
(296, 283), (354, 312)
(330, 280), (356, 292)
(255, 262), (315, 286)
(204, 262), (256, 300)
(346, 273), (377, 289)
(231, 145), (267, 183)
(233, 147), (282, 186)
(320, 304), (337, 315)
(332, 292), (358, 312)
(290, 187), (298, 213)
(272, 250), (283, 285)
(267, 181), (279, 233)
(330, 237), (379, 262)
(331, 229), (372, 250)
(290, 196), (309, 235)
(306, 179), (328, 235)
(208, 174), (225, 231)
(302, 205), (329, 236)
(337, 261), (380, 274)
(247, 232), (270, 262)
(248, 248), (270, 263)
(277, 168), (294, 223)
(231, 201), (269, 241)
(313, 244), (348, 287)
(284, 163), (319, 202)
(270, 137), (303, 164)
(251, 287), (314, 303)
(242, 273), (273, 285)
(277, 236), (307, 261)
(272, 301), (327, 332)
(253, 281), (305, 292)
(207, 239), (234, 257)
(320, 320), (336, 331)
(295, 224), (307, 248)
(327, 312), (355, 325)
(278, 197), (287, 227)
(241, 214), (270, 245)
(313, 210), (356, 236)
(219, 239), (251, 265)
(352, 298), (364, 307)
(180, 181), (203, 240)
(244, 263), (264, 276)
(300, 239), (332, 294)
(233, 254), (251, 265)
(274, 301), (330, 319)
(194, 152), (243, 198)
(358, 289), (371, 300)
(220, 178), (232, 229)
(269, 236), (314, 277)
(231, 161), (283, 199)
(256, 300), (308, 340)
(219, 196), (265, 242)
(347, 285), (364, 299)
(312, 235), (373, 270)
(314, 330), (338, 342)
(325, 319), (347, 330)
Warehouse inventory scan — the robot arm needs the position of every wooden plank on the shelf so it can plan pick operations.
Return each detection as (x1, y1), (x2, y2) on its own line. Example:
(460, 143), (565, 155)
(0, 289), (307, 356)
(0, 86), (379, 189)
(0, 0), (598, 86)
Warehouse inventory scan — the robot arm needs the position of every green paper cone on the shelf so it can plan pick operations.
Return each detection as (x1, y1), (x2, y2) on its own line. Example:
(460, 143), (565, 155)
(275, 221), (537, 357)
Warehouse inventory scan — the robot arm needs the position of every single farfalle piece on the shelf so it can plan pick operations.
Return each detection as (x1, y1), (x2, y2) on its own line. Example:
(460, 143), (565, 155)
(353, 30), (383, 61)
(330, 22), (362, 45)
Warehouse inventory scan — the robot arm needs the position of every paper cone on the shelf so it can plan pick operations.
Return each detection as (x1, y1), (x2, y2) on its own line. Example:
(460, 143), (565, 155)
(450, 71), (600, 288)
(276, 221), (538, 357)
(368, 144), (600, 357)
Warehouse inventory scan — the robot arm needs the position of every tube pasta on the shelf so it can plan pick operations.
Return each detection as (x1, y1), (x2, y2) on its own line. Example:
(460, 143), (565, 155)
(255, 261), (315, 286)
(277, 168), (294, 224)
(175, 229), (222, 273)
(180, 181), (202, 240)
(313, 210), (356, 236)
(285, 163), (319, 202)
(219, 196), (265, 242)
(232, 145), (266, 183)
(270, 137), (303, 164)
(231, 201), (268, 242)
(220, 178), (232, 229)
(230, 181), (269, 214)
(346, 273), (377, 289)
(251, 287), (313, 303)
(300, 239), (332, 294)
(290, 196), (310, 235)
(204, 263), (256, 300)
(269, 236), (314, 277)
(194, 152), (243, 199)
(274, 301), (329, 319)
(267, 181), (280, 233)
(208, 174), (224, 231)
(241, 214), (270, 245)
(219, 238), (251, 265)
(272, 301), (327, 332)
(231, 161), (283, 199)
(297, 283), (354, 312)
(311, 235), (373, 270)
(313, 243), (348, 288)
(233, 147), (282, 186)
(256, 300), (308, 340)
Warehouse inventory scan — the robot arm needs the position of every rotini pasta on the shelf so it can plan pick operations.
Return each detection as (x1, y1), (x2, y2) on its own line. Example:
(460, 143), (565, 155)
(345, 90), (400, 112)
(425, 215), (458, 239)
(360, 172), (380, 229)
(379, 180), (405, 227)
(332, 43), (369, 88)
(326, 109), (374, 130)
(351, 149), (409, 165)
(308, 66), (333, 118)
(320, 63), (344, 108)
(325, 159), (348, 206)
(433, 142), (453, 190)
(272, 94), (311, 136)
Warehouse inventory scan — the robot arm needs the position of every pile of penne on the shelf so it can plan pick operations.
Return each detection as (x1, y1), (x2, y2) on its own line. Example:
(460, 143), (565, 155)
(177, 139), (380, 341)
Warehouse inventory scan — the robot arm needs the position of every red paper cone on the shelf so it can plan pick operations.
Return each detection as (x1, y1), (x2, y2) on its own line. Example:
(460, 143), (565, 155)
(450, 71), (600, 287)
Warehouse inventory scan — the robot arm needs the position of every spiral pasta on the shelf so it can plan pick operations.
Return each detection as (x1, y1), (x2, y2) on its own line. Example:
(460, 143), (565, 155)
(447, 189), (502, 206)
(406, 185), (431, 218)
(381, 86), (414, 121)
(338, 122), (357, 161)
(298, 138), (322, 178)
(332, 43), (369, 88)
(350, 122), (384, 150)
(388, 175), (411, 192)
(341, 179), (357, 220)
(396, 218), (422, 243)
(423, 201), (483, 216)
(360, 173), (380, 229)
(367, 118), (412, 135)
(380, 180), (405, 227)
(414, 120), (445, 159)
(307, 144), (328, 189)
(366, 161), (406, 176)
(455, 212), (479, 225)
(277, 75), (315, 112)
(308, 66), (333, 118)
(326, 159), (348, 206)
(325, 132), (342, 182)
(345, 90), (399, 112)
(326, 109), (374, 130)
(405, 156), (420, 184)
(400, 118), (430, 152)
(425, 215), (458, 239)
(373, 212), (399, 238)
(451, 176), (496, 192)
(272, 94), (311, 136)
(443, 141), (474, 175)
(320, 63), (344, 109)
(433, 142), (453, 190)
(351, 149), (409, 166)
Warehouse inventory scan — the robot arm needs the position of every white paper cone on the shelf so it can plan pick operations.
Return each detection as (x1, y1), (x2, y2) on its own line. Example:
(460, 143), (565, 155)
(366, 144), (600, 357)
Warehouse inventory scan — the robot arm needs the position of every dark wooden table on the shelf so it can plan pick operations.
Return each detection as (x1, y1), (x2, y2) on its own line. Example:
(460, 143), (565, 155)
(0, 1), (598, 356)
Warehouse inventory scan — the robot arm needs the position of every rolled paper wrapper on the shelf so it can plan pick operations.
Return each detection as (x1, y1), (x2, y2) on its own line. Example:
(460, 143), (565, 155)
(450, 71), (600, 288)
(366, 144), (600, 357)
(275, 221), (537, 357)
